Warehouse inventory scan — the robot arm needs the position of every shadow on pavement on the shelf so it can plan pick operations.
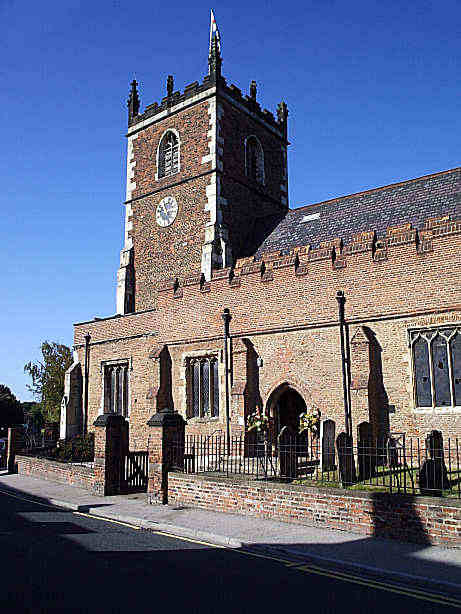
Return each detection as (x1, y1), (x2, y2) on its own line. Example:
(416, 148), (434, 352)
(0, 480), (459, 613)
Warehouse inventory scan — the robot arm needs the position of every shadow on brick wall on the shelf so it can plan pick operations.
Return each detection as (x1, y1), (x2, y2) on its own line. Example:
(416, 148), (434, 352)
(370, 491), (431, 545)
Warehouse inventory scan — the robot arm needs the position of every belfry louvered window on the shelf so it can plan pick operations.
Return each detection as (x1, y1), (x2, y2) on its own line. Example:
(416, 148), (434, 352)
(104, 363), (129, 417)
(158, 131), (179, 178)
(188, 357), (219, 418)
(245, 135), (264, 184)
(410, 326), (461, 408)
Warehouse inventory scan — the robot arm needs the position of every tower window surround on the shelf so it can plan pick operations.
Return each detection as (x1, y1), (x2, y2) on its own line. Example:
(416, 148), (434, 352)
(244, 135), (265, 185)
(156, 129), (181, 180)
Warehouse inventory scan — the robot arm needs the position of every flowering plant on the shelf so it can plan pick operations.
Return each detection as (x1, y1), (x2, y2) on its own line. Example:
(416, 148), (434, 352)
(299, 407), (321, 436)
(246, 406), (269, 433)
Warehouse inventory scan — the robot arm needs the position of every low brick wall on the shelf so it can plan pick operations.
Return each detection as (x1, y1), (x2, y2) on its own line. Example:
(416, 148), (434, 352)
(16, 455), (95, 492)
(167, 472), (461, 548)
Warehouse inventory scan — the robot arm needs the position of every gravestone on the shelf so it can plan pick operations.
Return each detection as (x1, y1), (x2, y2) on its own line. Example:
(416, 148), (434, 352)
(357, 422), (374, 480)
(336, 432), (356, 485)
(278, 426), (297, 479)
(321, 419), (336, 472)
(419, 430), (449, 496)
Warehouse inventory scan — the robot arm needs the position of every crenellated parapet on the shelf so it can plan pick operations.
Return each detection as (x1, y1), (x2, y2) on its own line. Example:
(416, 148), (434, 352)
(128, 74), (285, 137)
(157, 215), (461, 297)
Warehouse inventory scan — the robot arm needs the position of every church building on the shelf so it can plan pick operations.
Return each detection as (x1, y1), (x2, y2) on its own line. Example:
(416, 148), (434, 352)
(61, 24), (461, 451)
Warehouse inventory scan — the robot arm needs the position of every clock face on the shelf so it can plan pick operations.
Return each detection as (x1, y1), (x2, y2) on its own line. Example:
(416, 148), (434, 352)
(156, 196), (178, 227)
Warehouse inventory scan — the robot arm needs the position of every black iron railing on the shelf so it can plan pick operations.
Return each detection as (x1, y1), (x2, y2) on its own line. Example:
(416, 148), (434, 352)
(168, 433), (461, 499)
(20, 434), (95, 468)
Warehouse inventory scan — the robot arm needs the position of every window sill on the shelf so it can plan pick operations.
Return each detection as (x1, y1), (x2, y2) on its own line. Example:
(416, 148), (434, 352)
(412, 406), (461, 413)
(187, 416), (220, 424)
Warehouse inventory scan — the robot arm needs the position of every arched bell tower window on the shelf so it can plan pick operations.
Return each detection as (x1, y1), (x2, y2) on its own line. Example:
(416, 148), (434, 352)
(245, 135), (265, 184)
(157, 129), (180, 179)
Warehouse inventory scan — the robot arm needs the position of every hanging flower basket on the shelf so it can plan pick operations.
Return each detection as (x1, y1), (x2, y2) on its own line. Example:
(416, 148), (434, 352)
(299, 407), (321, 437)
(246, 407), (269, 434)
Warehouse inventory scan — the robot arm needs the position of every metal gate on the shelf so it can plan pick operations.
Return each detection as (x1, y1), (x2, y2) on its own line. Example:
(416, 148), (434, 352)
(123, 451), (148, 493)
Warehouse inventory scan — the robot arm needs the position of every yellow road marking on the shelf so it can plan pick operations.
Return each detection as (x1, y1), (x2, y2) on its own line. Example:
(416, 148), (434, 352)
(73, 511), (141, 529)
(1, 489), (459, 607)
(235, 549), (461, 608)
(0, 489), (60, 509)
(150, 529), (226, 548)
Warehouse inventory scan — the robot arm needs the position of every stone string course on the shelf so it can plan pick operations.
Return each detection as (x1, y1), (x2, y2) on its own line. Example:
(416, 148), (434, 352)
(167, 472), (461, 548)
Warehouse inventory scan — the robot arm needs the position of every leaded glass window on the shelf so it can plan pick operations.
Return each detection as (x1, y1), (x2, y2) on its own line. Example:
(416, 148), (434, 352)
(158, 131), (179, 178)
(188, 356), (219, 418)
(411, 326), (461, 408)
(414, 336), (432, 407)
(451, 334), (461, 407)
(104, 363), (129, 417)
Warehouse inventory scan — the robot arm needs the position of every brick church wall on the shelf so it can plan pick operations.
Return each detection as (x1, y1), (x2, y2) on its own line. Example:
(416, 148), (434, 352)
(75, 220), (461, 445)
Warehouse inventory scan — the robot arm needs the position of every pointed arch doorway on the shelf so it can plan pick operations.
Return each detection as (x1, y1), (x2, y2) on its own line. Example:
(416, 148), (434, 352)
(267, 384), (307, 437)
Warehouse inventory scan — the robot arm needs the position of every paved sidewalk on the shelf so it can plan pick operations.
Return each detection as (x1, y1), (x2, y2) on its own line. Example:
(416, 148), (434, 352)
(1, 472), (460, 593)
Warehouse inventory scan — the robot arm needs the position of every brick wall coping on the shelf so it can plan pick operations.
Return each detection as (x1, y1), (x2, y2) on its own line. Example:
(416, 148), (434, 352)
(74, 307), (156, 327)
(169, 471), (461, 510)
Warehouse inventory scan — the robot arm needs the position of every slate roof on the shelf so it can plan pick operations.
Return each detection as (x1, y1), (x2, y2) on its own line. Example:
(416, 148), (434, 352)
(256, 167), (461, 257)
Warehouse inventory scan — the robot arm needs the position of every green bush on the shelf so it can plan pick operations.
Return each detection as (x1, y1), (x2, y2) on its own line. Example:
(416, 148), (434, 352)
(50, 434), (94, 463)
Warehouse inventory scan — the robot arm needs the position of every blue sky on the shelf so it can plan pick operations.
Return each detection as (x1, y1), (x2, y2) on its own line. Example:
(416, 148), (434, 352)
(1, 0), (459, 401)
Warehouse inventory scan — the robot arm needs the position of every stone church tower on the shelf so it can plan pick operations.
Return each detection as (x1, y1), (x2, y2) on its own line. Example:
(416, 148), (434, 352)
(117, 35), (289, 314)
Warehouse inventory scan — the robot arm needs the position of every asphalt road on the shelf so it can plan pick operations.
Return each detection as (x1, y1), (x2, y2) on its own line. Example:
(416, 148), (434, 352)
(0, 488), (458, 613)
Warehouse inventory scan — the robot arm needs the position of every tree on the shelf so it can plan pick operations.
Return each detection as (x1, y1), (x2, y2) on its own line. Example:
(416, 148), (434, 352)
(0, 385), (24, 433)
(24, 342), (73, 423)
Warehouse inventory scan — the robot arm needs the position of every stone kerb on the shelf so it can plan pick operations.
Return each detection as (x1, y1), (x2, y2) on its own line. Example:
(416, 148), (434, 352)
(93, 414), (128, 496)
(147, 408), (186, 505)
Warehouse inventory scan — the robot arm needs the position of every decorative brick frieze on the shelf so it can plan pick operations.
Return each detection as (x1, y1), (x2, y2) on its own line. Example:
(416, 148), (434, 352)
(241, 261), (263, 276)
(308, 246), (333, 262)
(271, 255), (297, 270)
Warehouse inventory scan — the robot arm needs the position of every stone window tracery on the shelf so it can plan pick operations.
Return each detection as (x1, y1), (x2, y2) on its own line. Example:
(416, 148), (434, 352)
(245, 135), (265, 184)
(410, 326), (461, 409)
(158, 130), (179, 179)
(187, 356), (219, 418)
(104, 362), (129, 416)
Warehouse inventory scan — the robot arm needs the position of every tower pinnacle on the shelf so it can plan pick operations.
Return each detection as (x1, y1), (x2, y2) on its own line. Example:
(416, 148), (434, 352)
(127, 79), (140, 124)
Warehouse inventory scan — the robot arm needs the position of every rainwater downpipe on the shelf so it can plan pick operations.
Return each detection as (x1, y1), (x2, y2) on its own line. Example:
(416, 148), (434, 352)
(336, 291), (352, 439)
(83, 332), (91, 435)
(222, 308), (232, 455)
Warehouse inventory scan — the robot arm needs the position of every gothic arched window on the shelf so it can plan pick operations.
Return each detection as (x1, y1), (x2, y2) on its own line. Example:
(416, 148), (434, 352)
(410, 326), (461, 409)
(187, 356), (219, 418)
(245, 135), (264, 184)
(157, 130), (179, 179)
